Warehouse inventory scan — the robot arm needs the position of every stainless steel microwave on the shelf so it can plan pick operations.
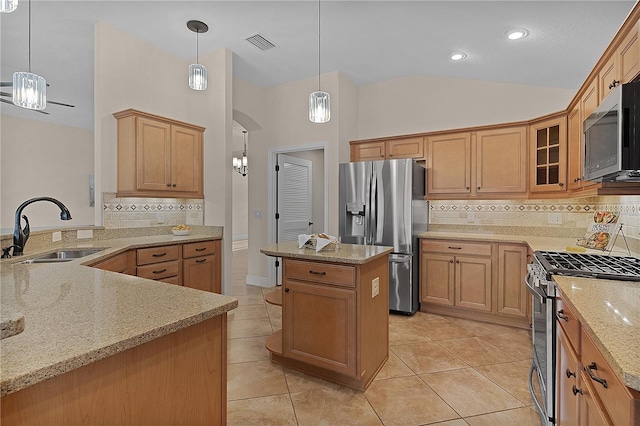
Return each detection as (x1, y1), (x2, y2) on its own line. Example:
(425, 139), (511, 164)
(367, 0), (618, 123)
(583, 81), (640, 182)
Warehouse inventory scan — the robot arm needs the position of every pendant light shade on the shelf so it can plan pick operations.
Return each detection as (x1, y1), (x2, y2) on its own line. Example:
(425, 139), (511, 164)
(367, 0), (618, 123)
(1, 0), (18, 13)
(12, 0), (46, 110)
(309, 0), (330, 123)
(13, 71), (46, 110)
(189, 63), (207, 91)
(187, 20), (208, 91)
(309, 90), (330, 123)
(233, 130), (248, 177)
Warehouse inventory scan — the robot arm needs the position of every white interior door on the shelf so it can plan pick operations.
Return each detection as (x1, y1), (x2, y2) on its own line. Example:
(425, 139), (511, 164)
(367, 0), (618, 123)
(277, 154), (313, 243)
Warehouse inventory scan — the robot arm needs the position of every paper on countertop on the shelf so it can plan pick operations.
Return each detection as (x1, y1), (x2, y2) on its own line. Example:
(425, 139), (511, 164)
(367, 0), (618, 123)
(298, 233), (338, 252)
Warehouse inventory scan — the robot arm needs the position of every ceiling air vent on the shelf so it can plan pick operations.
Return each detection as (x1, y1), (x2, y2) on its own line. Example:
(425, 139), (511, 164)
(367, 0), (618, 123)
(245, 33), (276, 51)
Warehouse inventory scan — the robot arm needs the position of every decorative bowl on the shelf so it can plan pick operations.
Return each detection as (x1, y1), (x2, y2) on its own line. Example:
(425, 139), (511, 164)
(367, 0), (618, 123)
(172, 229), (191, 236)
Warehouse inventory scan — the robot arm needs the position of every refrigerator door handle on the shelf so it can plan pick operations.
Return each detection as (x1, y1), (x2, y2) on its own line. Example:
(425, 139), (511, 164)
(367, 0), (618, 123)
(369, 170), (377, 245)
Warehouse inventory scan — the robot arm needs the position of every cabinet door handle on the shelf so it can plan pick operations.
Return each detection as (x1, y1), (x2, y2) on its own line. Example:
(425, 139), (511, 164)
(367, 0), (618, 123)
(609, 80), (620, 89)
(558, 182), (564, 187)
(195, 247), (207, 252)
(152, 253), (167, 257)
(572, 385), (583, 396)
(448, 246), (462, 250)
(309, 270), (327, 276)
(556, 310), (569, 321)
(196, 259), (207, 263)
(172, 184), (177, 187)
(585, 362), (608, 388)
(166, 183), (171, 187)
(284, 288), (290, 293)
(153, 268), (167, 274)
(566, 369), (576, 378)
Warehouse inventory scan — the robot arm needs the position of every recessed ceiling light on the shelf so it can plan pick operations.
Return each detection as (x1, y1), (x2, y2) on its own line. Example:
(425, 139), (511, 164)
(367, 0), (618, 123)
(506, 29), (529, 40)
(451, 52), (466, 61)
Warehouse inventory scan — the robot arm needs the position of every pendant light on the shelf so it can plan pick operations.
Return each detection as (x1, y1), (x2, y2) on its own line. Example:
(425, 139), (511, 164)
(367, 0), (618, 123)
(13, 0), (46, 110)
(1, 0), (18, 13)
(233, 131), (248, 177)
(187, 20), (208, 91)
(309, 0), (330, 123)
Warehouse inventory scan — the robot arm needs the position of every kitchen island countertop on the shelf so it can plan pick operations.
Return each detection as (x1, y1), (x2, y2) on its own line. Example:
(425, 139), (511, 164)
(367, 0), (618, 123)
(260, 240), (393, 264)
(419, 230), (640, 392)
(0, 228), (237, 396)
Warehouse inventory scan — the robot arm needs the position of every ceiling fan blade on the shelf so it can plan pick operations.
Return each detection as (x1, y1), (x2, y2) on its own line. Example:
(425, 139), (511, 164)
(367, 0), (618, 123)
(0, 97), (50, 114)
(48, 100), (75, 108)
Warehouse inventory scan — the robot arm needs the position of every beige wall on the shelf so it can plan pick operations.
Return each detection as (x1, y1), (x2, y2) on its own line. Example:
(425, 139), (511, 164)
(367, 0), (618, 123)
(358, 75), (576, 139)
(0, 115), (94, 232)
(93, 22), (234, 294)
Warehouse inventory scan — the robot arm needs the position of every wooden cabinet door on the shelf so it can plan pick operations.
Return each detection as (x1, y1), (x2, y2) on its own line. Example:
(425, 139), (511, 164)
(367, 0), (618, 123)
(619, 21), (640, 84)
(556, 327), (580, 426)
(529, 116), (567, 193)
(183, 254), (218, 293)
(136, 117), (172, 191)
(351, 142), (386, 161)
(420, 253), (455, 306)
(567, 106), (583, 191)
(578, 372), (613, 426)
(387, 137), (424, 159)
(171, 125), (203, 194)
(598, 55), (619, 103)
(581, 80), (599, 123)
(454, 256), (492, 312)
(426, 133), (472, 195)
(282, 279), (357, 377)
(92, 251), (136, 275)
(497, 244), (528, 319)
(475, 126), (527, 194)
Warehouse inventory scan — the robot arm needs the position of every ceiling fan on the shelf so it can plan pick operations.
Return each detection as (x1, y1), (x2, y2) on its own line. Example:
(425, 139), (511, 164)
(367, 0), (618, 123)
(0, 82), (75, 115)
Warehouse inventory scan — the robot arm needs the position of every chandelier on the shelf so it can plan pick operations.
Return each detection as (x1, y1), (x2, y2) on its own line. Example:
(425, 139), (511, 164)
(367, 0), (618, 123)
(233, 130), (248, 176)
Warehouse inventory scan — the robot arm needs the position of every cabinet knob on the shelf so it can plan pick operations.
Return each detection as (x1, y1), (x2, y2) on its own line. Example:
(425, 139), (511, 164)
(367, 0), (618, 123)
(566, 369), (576, 379)
(166, 183), (171, 187)
(609, 80), (620, 90)
(389, 154), (393, 158)
(455, 260), (460, 264)
(284, 288), (290, 293)
(172, 184), (177, 188)
(466, 187), (470, 190)
(449, 259), (454, 263)
(380, 155), (384, 158)
(558, 182), (564, 187)
(572, 385), (583, 396)
(477, 186), (481, 190)
(556, 310), (569, 321)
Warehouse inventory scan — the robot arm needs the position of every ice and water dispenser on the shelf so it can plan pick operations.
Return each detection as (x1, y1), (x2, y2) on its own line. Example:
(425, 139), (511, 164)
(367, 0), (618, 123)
(345, 202), (366, 239)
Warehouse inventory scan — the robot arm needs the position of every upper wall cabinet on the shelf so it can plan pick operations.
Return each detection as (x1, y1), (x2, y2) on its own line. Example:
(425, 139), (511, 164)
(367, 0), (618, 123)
(350, 137), (424, 162)
(114, 109), (205, 199)
(599, 19), (640, 102)
(529, 115), (567, 194)
(426, 126), (527, 198)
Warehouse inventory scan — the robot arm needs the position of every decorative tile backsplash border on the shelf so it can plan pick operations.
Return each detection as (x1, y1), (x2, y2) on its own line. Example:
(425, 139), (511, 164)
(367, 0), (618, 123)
(429, 196), (640, 239)
(102, 193), (204, 229)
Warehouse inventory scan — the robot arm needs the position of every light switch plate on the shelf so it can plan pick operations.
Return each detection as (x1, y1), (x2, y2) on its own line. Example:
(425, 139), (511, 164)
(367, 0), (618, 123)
(547, 213), (562, 225)
(372, 277), (380, 298)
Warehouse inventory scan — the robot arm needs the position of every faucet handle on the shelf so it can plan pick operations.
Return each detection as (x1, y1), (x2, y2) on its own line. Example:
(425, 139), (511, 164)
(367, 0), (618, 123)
(1, 245), (20, 259)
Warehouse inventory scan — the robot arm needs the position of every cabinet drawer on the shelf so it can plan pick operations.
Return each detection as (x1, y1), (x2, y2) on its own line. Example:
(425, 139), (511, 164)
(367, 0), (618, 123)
(137, 260), (180, 280)
(556, 297), (580, 355)
(580, 328), (634, 426)
(183, 240), (218, 259)
(159, 275), (181, 285)
(137, 245), (180, 265)
(421, 240), (491, 257)
(285, 259), (356, 287)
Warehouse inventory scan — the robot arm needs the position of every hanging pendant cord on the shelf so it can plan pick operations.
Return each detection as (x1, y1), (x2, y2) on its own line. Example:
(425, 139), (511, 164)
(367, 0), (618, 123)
(317, 0), (321, 91)
(28, 0), (32, 72)
(196, 30), (199, 63)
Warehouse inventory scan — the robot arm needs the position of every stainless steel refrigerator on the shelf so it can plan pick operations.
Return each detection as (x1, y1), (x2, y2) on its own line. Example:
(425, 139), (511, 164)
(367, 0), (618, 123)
(339, 159), (428, 315)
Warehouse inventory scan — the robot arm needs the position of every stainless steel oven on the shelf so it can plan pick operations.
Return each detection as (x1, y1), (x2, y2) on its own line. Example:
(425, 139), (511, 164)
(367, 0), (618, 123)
(525, 250), (640, 426)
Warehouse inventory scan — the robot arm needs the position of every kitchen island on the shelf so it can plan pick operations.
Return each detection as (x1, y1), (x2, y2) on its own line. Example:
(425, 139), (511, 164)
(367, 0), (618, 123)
(260, 241), (392, 391)
(0, 229), (237, 425)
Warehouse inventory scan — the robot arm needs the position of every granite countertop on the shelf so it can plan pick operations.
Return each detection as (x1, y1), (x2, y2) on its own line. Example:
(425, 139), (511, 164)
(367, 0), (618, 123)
(554, 276), (640, 391)
(261, 241), (393, 264)
(0, 228), (238, 396)
(420, 230), (640, 392)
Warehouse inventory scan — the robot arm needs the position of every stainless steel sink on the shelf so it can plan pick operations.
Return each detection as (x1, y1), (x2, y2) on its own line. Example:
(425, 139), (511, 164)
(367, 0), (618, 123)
(20, 248), (106, 264)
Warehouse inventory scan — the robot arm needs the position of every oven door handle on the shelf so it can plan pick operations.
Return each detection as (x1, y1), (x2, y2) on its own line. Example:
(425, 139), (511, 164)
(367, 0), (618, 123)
(528, 362), (547, 425)
(524, 271), (546, 304)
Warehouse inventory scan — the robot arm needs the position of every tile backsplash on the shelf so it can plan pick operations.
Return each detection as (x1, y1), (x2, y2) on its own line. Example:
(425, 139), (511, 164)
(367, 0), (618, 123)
(102, 193), (204, 229)
(429, 195), (640, 241)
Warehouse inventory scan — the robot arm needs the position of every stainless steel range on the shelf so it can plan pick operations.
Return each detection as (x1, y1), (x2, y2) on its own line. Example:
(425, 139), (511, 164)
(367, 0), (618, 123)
(525, 250), (640, 426)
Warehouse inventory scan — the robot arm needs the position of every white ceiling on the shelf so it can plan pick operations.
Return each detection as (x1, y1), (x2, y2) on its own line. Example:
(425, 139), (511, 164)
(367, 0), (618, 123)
(0, 0), (636, 130)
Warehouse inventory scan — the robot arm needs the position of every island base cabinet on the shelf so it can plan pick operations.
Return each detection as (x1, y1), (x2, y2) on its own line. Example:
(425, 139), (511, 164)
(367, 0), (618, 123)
(1, 316), (227, 426)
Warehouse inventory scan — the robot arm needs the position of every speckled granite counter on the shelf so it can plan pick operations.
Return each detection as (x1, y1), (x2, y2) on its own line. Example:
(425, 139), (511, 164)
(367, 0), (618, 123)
(260, 241), (392, 264)
(554, 276), (640, 391)
(420, 230), (640, 392)
(0, 228), (237, 396)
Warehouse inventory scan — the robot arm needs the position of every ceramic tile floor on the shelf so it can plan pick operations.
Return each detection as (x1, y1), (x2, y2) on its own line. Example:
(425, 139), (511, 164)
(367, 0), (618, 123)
(227, 249), (542, 425)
